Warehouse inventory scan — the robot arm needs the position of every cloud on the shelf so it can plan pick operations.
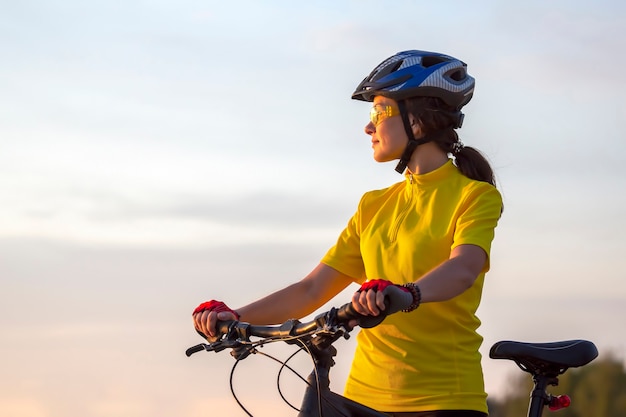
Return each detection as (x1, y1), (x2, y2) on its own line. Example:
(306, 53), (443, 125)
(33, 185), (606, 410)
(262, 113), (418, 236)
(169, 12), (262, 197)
(482, 3), (626, 94)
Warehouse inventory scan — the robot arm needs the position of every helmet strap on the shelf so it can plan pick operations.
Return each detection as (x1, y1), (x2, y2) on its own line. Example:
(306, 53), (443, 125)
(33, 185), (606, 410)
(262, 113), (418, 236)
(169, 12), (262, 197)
(394, 100), (432, 174)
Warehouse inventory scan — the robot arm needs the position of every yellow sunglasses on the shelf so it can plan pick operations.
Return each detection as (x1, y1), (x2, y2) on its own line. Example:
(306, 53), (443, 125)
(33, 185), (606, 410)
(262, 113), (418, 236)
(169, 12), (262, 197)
(370, 104), (400, 126)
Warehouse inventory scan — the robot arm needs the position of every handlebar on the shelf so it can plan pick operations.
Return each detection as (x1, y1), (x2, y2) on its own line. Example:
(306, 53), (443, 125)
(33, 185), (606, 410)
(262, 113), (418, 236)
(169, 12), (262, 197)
(186, 291), (408, 358)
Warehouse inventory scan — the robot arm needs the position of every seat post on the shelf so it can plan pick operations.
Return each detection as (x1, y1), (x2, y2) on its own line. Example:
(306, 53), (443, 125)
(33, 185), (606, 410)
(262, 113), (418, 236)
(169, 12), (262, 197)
(527, 374), (558, 417)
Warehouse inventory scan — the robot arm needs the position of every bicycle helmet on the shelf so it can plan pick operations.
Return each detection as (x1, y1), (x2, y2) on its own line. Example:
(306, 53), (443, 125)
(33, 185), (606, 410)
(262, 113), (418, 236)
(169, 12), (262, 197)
(353, 50), (475, 173)
(352, 50), (475, 110)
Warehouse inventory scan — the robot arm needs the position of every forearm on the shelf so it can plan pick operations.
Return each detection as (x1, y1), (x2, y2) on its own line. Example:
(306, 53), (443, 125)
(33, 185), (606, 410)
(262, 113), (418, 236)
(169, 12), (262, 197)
(236, 263), (354, 325)
(413, 259), (476, 303)
(236, 282), (320, 324)
(414, 244), (486, 303)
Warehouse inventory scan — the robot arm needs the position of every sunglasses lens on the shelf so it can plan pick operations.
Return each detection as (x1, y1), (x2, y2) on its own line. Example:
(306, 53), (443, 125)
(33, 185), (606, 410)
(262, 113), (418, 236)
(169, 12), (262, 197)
(370, 105), (400, 126)
(370, 107), (380, 125)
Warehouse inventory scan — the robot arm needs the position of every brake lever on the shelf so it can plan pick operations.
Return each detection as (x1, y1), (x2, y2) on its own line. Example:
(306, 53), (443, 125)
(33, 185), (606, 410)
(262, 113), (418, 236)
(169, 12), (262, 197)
(210, 339), (243, 352)
(186, 336), (248, 356)
(185, 343), (208, 357)
(187, 320), (249, 356)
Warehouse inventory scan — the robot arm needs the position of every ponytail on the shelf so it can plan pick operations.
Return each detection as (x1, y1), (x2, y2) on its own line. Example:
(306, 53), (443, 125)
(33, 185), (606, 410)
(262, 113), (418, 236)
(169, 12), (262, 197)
(454, 145), (496, 187)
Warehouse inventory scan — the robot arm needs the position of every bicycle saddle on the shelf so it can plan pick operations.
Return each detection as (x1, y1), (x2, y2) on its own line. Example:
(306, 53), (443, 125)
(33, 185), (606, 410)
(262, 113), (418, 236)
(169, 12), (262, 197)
(489, 340), (598, 376)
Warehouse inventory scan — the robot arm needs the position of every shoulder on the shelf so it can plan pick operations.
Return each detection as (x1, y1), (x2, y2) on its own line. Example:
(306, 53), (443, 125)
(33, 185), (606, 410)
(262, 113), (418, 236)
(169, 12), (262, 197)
(344, 181), (406, 221)
(445, 168), (503, 217)
(450, 166), (502, 202)
(359, 181), (405, 206)
(460, 181), (503, 221)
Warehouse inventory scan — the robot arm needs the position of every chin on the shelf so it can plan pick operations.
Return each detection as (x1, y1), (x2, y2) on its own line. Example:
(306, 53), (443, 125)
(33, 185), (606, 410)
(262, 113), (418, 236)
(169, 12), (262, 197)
(373, 153), (393, 163)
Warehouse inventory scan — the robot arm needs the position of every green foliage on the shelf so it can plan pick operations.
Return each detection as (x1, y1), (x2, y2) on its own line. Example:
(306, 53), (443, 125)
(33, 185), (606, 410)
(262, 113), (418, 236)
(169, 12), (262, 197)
(488, 352), (626, 417)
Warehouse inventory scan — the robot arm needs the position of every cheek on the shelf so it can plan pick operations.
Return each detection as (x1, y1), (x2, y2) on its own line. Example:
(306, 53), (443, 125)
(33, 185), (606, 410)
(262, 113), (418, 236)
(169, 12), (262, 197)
(385, 125), (408, 149)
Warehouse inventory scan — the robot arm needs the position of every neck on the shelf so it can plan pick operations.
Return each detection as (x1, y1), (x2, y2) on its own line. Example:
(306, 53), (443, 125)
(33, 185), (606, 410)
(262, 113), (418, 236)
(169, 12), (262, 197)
(406, 142), (449, 174)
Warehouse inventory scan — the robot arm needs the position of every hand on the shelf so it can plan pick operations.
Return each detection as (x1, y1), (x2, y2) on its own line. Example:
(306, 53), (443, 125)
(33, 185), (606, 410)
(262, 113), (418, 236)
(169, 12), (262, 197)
(351, 279), (413, 317)
(192, 300), (239, 340)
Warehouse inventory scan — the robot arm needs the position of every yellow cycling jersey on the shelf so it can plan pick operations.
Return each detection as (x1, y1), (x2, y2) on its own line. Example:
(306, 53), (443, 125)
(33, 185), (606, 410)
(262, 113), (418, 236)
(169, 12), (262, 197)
(321, 159), (502, 413)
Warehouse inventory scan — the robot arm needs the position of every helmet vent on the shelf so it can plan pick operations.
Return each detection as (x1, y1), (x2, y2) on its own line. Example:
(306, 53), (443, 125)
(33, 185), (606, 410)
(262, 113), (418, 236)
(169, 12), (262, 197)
(372, 59), (404, 81)
(421, 55), (449, 68)
(448, 68), (467, 82)
(390, 60), (404, 72)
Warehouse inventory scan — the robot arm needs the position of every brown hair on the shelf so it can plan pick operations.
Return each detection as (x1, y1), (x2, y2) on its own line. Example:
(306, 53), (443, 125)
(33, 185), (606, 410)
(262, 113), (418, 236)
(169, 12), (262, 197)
(405, 97), (497, 188)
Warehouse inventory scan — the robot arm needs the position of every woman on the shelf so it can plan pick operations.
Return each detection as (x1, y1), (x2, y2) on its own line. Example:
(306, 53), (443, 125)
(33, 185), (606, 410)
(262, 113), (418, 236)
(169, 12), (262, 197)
(193, 50), (503, 416)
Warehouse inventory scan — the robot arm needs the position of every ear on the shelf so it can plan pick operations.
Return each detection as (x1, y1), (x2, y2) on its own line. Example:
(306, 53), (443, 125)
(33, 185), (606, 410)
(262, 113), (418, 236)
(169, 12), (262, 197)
(408, 114), (422, 138)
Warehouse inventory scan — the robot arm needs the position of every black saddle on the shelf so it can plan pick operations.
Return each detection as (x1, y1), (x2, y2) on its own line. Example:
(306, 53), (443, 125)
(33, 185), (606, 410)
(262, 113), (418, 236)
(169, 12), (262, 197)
(490, 340), (598, 377)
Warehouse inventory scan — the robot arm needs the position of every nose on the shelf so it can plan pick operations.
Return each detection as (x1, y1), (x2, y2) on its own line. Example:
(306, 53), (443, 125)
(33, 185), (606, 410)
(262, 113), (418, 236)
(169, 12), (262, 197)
(365, 121), (376, 135)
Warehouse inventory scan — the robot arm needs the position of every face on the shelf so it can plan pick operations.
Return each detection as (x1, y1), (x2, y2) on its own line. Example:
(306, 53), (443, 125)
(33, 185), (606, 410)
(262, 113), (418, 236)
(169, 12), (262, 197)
(365, 96), (411, 163)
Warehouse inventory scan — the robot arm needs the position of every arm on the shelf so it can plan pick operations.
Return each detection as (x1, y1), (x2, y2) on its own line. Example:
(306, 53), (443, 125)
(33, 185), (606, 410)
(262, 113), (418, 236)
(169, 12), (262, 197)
(237, 263), (355, 323)
(194, 263), (355, 338)
(398, 184), (500, 307)
(414, 244), (486, 303)
(352, 244), (486, 315)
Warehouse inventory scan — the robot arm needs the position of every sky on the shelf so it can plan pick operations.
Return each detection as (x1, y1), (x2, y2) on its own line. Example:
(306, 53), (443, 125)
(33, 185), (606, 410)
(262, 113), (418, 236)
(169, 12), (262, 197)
(1, 1), (625, 416)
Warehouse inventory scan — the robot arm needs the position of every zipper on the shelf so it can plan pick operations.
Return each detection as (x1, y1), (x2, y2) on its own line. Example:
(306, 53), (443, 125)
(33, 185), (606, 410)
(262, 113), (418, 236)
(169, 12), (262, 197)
(389, 175), (415, 242)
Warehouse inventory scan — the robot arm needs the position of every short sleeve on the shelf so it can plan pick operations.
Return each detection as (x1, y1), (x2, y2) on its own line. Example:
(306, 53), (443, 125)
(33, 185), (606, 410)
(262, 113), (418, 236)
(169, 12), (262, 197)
(452, 184), (503, 272)
(320, 197), (367, 283)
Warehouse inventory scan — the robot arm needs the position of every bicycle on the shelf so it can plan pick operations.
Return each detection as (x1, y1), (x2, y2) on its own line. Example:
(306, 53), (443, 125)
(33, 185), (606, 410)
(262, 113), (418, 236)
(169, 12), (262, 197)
(186, 293), (598, 417)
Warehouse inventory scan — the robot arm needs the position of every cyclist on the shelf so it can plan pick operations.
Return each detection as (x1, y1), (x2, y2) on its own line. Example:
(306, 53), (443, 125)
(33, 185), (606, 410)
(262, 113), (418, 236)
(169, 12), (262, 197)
(193, 50), (503, 417)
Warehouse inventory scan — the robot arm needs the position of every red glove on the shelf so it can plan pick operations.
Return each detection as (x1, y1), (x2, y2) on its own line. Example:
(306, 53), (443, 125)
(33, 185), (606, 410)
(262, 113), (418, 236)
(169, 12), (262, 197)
(358, 279), (410, 294)
(192, 300), (240, 320)
(358, 279), (419, 313)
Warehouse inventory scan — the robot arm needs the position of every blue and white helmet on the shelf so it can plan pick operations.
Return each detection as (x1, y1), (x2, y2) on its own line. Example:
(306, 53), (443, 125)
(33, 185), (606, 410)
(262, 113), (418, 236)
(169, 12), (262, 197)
(352, 50), (475, 110)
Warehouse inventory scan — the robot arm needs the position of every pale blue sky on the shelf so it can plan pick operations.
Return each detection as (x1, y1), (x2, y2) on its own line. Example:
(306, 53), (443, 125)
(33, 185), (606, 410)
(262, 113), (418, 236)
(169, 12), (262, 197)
(1, 1), (625, 416)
